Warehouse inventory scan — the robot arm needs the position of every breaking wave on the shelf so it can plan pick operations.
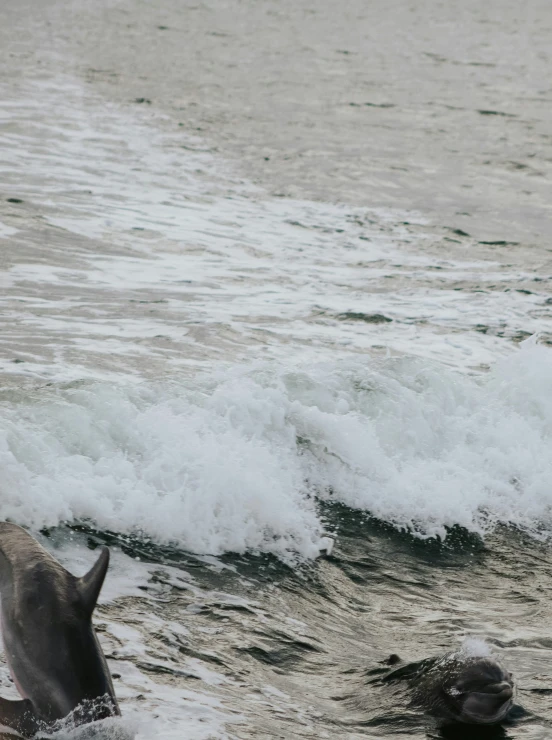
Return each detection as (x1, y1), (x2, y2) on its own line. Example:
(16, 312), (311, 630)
(2, 341), (552, 560)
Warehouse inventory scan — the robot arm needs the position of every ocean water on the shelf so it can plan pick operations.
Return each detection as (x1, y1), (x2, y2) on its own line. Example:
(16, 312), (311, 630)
(2, 1), (552, 738)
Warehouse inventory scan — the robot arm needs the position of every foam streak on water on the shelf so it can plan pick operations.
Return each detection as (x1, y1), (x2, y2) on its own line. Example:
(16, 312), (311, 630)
(1, 79), (551, 385)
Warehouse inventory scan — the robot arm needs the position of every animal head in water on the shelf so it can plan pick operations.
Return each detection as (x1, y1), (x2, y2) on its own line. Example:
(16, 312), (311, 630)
(439, 657), (514, 725)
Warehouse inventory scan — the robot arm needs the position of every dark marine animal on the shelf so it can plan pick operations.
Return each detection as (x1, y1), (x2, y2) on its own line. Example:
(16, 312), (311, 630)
(0, 522), (120, 736)
(383, 651), (514, 725)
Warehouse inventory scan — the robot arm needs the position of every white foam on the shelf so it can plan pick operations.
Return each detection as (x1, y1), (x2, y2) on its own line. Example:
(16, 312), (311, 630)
(0, 221), (17, 239)
(1, 76), (550, 384)
(2, 342), (552, 559)
(0, 378), (323, 561)
(460, 638), (492, 659)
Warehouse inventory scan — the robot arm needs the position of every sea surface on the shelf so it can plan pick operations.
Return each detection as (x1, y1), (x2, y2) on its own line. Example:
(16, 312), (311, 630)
(1, 1), (552, 738)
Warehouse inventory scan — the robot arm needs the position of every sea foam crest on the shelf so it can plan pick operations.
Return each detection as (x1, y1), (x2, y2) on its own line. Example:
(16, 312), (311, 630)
(2, 342), (552, 560)
(459, 638), (492, 659)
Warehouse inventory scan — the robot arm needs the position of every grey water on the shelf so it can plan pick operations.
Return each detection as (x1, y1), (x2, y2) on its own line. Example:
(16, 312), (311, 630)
(1, 1), (552, 738)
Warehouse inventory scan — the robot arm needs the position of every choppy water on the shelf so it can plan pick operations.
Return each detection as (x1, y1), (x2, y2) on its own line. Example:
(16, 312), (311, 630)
(2, 1), (552, 738)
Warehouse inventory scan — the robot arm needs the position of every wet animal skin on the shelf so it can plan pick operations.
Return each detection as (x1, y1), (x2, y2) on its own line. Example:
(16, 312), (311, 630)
(0, 522), (119, 737)
(385, 653), (514, 725)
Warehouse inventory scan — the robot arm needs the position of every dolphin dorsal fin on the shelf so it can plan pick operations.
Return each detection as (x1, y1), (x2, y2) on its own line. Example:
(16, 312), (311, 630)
(78, 546), (110, 614)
